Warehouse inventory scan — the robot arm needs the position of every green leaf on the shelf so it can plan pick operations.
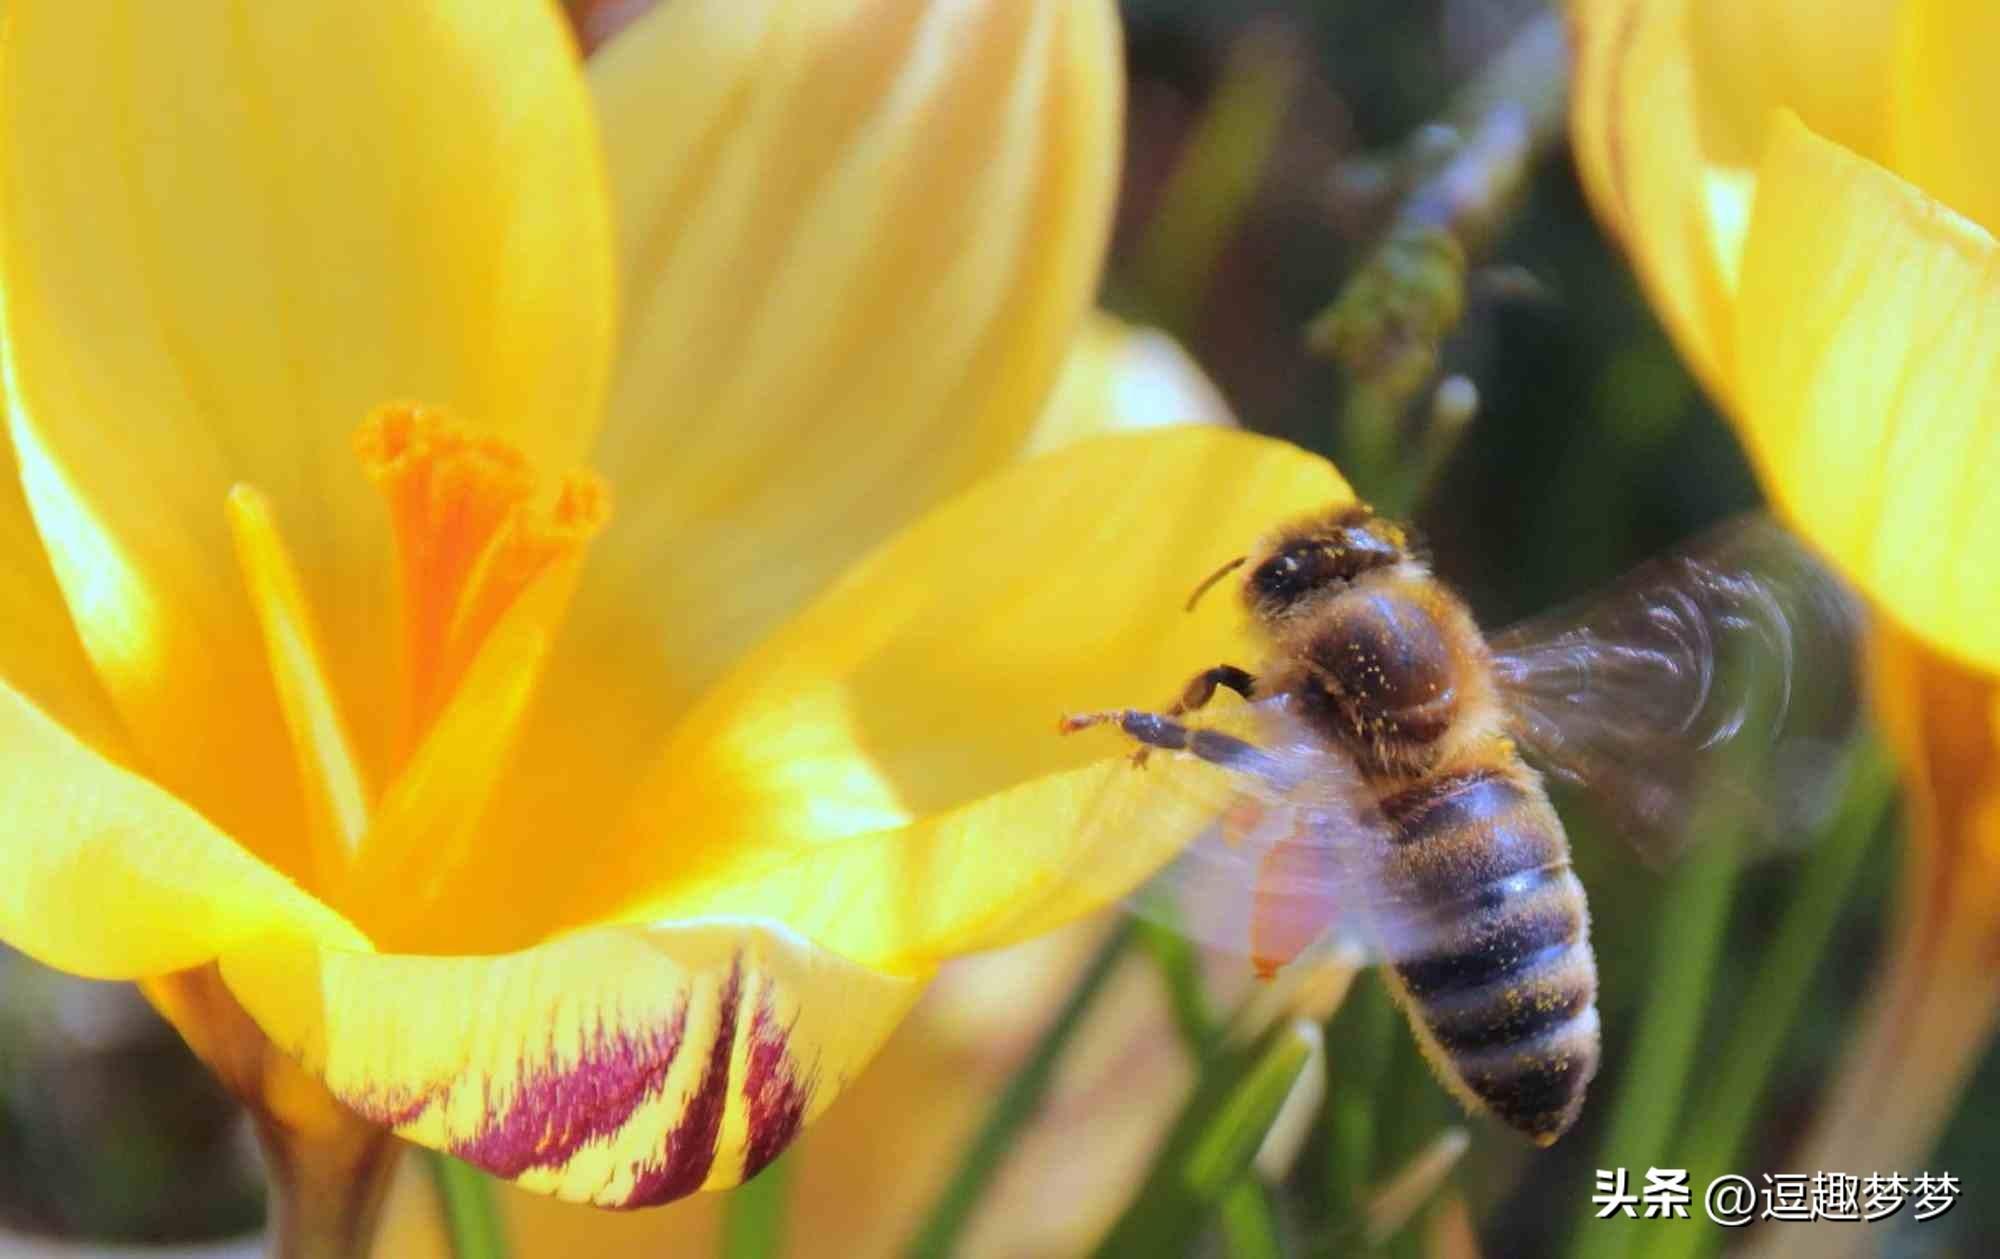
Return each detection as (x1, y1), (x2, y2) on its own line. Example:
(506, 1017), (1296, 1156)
(1093, 1019), (1318, 1257)
(904, 920), (1137, 1258)
(1638, 741), (1897, 1259)
(1566, 832), (1742, 1259)
(1138, 909), (1291, 1257)
(425, 1152), (510, 1259)
(723, 1147), (795, 1259)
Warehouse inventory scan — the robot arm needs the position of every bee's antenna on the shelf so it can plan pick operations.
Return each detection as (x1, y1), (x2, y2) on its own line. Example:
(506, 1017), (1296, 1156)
(1185, 555), (1248, 612)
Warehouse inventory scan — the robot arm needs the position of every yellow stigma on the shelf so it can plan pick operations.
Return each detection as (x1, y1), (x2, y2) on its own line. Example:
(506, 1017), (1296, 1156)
(353, 404), (609, 758)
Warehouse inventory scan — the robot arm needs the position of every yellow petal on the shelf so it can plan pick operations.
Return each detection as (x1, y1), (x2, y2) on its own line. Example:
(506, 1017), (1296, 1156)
(577, 0), (1122, 705)
(1020, 310), (1237, 458)
(0, 432), (125, 758)
(1685, 0), (1900, 169)
(1891, 0), (2000, 236)
(1733, 112), (2000, 672)
(1571, 0), (1743, 392)
(373, 923), (1193, 1257)
(1752, 623), (2000, 1259)
(0, 0), (615, 796)
(476, 0), (1124, 942)
(632, 760), (1220, 975)
(0, 681), (365, 980)
(459, 306), (1228, 956)
(6, 393), (310, 875)
(1572, 0), (1905, 402)
(1868, 623), (2000, 925)
(572, 428), (1351, 968)
(414, 313), (1234, 954)
(220, 923), (919, 1206)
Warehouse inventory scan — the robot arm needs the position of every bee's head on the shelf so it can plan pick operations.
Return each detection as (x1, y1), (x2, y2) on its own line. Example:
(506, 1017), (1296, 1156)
(1236, 504), (1408, 621)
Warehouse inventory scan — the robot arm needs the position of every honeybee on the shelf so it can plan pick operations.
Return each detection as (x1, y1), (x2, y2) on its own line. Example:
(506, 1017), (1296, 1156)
(1059, 504), (1858, 1144)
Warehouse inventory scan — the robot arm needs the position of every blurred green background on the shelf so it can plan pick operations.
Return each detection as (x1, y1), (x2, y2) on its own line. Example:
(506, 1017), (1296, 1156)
(2, 1), (1992, 1255)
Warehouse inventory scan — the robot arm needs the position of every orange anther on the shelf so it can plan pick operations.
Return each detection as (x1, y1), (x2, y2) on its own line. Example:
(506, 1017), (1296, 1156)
(355, 404), (609, 751)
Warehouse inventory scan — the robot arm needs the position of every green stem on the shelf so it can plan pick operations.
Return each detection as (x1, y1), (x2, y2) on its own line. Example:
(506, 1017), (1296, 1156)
(1152, 911), (1304, 1255)
(1566, 841), (1741, 1259)
(722, 1149), (796, 1259)
(1638, 745), (1897, 1259)
(1124, 21), (1302, 335)
(1141, 916), (1293, 1256)
(1137, 915), (1220, 1056)
(904, 920), (1137, 1258)
(424, 1152), (510, 1259)
(1220, 1180), (1286, 1259)
(1313, 10), (1568, 488)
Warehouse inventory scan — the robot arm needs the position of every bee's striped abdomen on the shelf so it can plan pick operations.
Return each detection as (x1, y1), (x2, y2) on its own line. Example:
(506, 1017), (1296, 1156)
(1377, 765), (1601, 1144)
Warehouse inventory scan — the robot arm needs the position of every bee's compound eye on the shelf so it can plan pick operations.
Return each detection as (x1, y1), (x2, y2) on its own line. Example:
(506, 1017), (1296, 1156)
(1253, 546), (1331, 607)
(1250, 526), (1406, 615)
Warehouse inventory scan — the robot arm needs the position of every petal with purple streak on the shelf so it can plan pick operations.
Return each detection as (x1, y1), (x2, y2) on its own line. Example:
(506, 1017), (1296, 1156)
(217, 921), (918, 1206)
(453, 998), (690, 1181)
(742, 981), (814, 1180)
(623, 957), (740, 1205)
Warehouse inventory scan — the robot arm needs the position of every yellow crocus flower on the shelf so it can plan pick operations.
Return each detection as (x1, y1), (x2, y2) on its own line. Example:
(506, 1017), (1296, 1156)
(1572, 0), (2000, 1235)
(0, 0), (1350, 1240)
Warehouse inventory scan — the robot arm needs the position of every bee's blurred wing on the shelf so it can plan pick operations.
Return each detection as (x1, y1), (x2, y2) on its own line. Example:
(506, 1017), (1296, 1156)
(1489, 514), (1864, 864)
(1068, 695), (1415, 971)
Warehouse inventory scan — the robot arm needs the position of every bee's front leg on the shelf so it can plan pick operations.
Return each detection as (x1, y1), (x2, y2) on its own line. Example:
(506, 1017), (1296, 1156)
(1061, 664), (1257, 767)
(1170, 664), (1257, 718)
(1057, 705), (1274, 777)
(1142, 664), (1256, 765)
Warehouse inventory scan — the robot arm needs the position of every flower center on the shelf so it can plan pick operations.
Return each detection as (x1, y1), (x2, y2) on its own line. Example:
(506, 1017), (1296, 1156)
(227, 403), (607, 928)
(353, 405), (609, 757)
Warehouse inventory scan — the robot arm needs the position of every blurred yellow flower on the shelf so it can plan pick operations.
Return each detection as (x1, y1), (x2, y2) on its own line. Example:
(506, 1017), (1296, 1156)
(1573, 0), (2000, 1237)
(1573, 0), (1997, 666)
(0, 0), (1351, 1232)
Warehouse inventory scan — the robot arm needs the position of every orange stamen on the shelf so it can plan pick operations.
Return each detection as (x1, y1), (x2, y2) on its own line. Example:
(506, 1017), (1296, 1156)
(354, 404), (609, 753)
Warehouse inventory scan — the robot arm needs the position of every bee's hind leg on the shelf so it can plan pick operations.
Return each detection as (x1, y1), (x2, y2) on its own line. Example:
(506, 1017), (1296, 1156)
(1057, 706), (1275, 778)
